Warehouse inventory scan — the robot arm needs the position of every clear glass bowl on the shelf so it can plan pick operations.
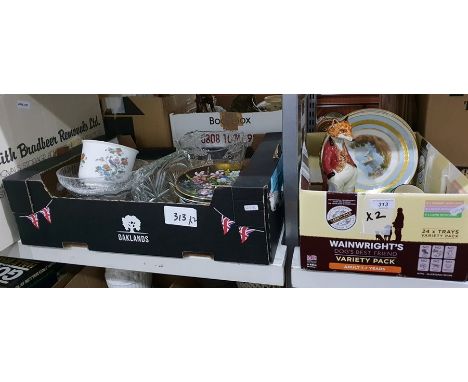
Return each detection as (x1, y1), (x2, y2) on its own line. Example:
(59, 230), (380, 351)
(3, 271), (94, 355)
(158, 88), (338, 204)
(56, 159), (148, 198)
(131, 151), (194, 203)
(176, 130), (247, 166)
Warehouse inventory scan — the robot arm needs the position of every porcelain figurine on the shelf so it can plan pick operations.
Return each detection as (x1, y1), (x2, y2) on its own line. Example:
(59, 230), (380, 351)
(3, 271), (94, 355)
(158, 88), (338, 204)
(321, 118), (357, 193)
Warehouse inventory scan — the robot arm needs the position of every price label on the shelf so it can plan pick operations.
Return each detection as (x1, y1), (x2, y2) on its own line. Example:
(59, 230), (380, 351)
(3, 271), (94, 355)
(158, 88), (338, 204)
(244, 204), (259, 211)
(362, 196), (396, 236)
(16, 100), (31, 110)
(164, 206), (198, 228)
(370, 199), (396, 210)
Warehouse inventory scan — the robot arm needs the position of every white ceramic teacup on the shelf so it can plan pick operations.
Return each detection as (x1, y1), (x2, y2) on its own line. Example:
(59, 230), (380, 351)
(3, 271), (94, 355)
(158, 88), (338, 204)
(392, 184), (424, 193)
(78, 140), (139, 182)
(263, 95), (282, 111)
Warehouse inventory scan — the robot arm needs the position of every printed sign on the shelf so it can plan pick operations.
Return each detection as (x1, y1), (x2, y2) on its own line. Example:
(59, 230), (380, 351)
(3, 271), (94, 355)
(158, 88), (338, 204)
(0, 95), (105, 251)
(164, 206), (198, 228)
(197, 131), (250, 147)
(424, 200), (464, 218)
(326, 193), (357, 230)
(362, 196), (399, 241)
(170, 110), (282, 147)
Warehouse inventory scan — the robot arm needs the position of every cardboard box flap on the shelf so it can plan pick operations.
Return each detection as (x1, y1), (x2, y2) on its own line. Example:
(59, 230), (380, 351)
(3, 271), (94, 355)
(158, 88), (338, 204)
(304, 132), (468, 194)
(416, 135), (468, 194)
(3, 146), (82, 214)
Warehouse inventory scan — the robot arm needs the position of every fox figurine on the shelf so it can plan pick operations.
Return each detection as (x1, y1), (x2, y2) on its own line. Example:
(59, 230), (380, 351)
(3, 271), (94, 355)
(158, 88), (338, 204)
(321, 118), (358, 193)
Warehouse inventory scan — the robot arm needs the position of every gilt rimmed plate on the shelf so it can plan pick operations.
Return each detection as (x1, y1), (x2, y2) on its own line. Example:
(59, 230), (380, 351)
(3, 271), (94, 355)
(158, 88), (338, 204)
(175, 163), (241, 203)
(346, 109), (418, 193)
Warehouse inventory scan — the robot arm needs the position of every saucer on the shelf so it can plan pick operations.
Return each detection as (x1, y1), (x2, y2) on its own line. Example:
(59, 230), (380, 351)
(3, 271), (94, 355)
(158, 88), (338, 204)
(57, 159), (147, 197)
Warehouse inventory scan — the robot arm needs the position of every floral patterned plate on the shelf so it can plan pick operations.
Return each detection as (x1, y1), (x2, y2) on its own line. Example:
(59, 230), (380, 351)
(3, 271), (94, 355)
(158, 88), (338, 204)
(175, 163), (241, 203)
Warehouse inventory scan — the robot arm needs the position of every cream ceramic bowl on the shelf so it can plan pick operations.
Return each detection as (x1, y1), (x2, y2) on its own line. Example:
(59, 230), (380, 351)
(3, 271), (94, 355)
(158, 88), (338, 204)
(79, 140), (139, 182)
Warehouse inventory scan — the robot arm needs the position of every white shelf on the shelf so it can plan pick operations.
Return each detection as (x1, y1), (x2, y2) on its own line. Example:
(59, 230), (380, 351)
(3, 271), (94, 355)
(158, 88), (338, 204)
(6, 230), (286, 286)
(291, 247), (468, 288)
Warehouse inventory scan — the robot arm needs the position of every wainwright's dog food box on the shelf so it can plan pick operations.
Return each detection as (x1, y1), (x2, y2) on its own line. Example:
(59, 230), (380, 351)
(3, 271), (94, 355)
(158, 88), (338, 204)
(0, 95), (104, 251)
(300, 132), (468, 282)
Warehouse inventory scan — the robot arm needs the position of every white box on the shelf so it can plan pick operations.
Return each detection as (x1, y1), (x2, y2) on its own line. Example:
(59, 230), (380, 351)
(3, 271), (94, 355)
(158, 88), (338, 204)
(0, 95), (104, 250)
(169, 110), (282, 147)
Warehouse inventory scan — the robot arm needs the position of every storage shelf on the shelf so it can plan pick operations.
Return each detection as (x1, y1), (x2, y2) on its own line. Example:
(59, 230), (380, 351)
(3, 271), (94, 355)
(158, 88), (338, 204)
(6, 230), (286, 286)
(291, 247), (468, 288)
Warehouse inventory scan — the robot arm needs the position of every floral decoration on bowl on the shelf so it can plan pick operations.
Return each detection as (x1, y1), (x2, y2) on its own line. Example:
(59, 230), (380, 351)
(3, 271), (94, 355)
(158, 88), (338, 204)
(95, 147), (129, 180)
(80, 153), (87, 168)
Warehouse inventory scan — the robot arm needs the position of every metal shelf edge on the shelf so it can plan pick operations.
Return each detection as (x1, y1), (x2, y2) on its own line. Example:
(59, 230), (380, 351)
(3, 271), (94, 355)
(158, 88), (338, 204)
(6, 230), (286, 286)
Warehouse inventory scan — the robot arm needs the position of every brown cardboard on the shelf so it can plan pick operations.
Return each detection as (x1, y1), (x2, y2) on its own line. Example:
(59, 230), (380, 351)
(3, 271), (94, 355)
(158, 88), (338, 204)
(300, 132), (468, 282)
(214, 94), (272, 110)
(117, 134), (137, 149)
(220, 112), (244, 130)
(56, 266), (107, 288)
(417, 95), (468, 168)
(103, 95), (194, 149)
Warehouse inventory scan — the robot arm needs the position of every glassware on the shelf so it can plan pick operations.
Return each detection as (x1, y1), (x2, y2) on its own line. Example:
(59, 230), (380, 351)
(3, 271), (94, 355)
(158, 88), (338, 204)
(131, 151), (193, 203)
(176, 130), (247, 167)
(56, 159), (148, 198)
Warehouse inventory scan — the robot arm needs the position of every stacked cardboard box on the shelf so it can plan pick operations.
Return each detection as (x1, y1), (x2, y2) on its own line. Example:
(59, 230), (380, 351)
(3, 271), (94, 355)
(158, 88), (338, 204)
(300, 132), (468, 281)
(0, 95), (104, 251)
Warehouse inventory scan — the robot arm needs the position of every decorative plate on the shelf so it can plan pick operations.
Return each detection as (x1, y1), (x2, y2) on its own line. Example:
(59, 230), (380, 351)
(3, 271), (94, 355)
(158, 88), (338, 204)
(316, 112), (344, 132)
(175, 163), (241, 203)
(345, 109), (418, 193)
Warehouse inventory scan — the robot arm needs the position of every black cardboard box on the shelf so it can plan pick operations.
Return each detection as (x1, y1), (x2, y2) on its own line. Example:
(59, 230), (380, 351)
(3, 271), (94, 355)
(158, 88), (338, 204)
(4, 133), (283, 265)
(0, 257), (67, 288)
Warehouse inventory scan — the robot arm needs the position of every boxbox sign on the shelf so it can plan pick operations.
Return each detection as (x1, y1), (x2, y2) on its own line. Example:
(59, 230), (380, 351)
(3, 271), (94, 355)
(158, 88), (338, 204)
(3, 133), (283, 265)
(0, 95), (104, 251)
(300, 132), (468, 282)
(169, 110), (282, 147)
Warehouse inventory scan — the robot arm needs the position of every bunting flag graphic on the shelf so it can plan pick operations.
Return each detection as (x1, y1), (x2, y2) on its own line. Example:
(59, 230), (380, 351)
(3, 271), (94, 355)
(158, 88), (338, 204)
(238, 226), (256, 244)
(26, 213), (40, 229)
(221, 215), (235, 235)
(20, 201), (52, 230)
(39, 206), (52, 223)
(213, 207), (263, 245)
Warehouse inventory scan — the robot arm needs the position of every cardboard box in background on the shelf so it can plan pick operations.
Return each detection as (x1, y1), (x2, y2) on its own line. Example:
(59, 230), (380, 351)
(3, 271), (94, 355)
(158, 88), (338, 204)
(417, 94), (468, 172)
(53, 266), (108, 288)
(170, 94), (282, 148)
(101, 95), (194, 149)
(0, 256), (68, 288)
(0, 95), (104, 251)
(300, 132), (468, 282)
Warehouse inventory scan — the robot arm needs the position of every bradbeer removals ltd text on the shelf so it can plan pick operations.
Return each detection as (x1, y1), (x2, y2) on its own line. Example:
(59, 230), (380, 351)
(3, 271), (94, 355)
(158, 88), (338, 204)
(0, 115), (101, 164)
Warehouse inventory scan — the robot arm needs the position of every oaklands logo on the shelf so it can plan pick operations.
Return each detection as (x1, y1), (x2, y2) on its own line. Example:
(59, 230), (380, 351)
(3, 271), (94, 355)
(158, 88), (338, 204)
(117, 215), (149, 243)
